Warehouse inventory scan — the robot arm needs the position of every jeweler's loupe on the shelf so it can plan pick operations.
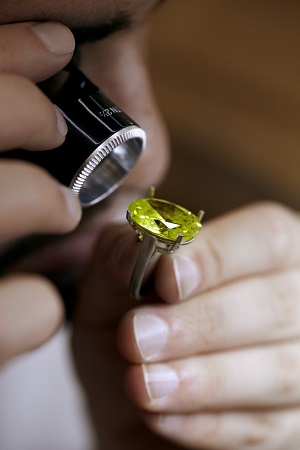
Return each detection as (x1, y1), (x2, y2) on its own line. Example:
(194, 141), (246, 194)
(2, 62), (146, 207)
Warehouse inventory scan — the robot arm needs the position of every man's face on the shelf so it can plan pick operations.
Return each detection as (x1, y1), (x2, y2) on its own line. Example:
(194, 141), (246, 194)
(0, 0), (169, 272)
(0, 0), (169, 191)
(0, 0), (162, 36)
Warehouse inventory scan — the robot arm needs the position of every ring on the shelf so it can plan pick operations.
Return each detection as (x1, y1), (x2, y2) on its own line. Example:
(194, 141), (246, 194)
(127, 188), (204, 300)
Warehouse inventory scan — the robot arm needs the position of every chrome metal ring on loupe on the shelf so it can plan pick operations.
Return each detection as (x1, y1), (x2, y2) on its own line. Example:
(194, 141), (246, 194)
(70, 125), (145, 206)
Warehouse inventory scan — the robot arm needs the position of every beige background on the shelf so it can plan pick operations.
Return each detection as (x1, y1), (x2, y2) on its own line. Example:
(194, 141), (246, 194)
(149, 0), (300, 218)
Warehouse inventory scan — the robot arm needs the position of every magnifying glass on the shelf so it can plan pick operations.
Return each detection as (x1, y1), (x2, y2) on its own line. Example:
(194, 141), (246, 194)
(2, 62), (146, 207)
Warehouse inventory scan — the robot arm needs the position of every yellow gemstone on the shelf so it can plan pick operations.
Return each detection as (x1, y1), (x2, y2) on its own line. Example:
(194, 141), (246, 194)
(128, 197), (202, 242)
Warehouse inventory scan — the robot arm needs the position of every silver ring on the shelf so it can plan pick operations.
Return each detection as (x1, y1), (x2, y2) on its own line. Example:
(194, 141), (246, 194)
(127, 188), (204, 300)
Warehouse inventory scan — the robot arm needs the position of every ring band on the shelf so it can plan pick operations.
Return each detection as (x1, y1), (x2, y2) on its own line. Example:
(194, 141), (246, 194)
(127, 188), (204, 300)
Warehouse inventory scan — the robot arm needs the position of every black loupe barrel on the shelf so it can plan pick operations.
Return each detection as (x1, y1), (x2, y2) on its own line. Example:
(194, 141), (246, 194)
(1, 63), (146, 207)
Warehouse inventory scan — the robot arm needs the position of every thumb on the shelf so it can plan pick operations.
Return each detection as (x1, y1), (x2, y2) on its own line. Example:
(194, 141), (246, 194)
(74, 222), (140, 327)
(72, 223), (176, 449)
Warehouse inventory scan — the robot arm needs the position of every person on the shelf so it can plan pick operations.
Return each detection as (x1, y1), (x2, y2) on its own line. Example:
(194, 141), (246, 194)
(0, 1), (300, 450)
(0, 2), (168, 368)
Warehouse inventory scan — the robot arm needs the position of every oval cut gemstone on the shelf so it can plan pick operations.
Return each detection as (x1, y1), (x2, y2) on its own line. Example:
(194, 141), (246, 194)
(128, 197), (202, 242)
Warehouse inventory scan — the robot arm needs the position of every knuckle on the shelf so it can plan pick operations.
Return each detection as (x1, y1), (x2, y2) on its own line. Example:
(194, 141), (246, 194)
(0, 159), (80, 237)
(13, 161), (57, 205)
(18, 84), (58, 144)
(274, 346), (300, 399)
(270, 270), (300, 335)
(241, 414), (275, 449)
(196, 296), (225, 349)
(202, 231), (224, 286)
(198, 359), (225, 406)
(0, 23), (73, 81)
(0, 28), (19, 72)
(0, 73), (61, 150)
(255, 202), (295, 266)
(1, 161), (66, 231)
(0, 25), (32, 73)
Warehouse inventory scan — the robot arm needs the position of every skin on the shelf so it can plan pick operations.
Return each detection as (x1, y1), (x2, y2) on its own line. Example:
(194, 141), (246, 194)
(74, 205), (300, 450)
(0, 2), (300, 450)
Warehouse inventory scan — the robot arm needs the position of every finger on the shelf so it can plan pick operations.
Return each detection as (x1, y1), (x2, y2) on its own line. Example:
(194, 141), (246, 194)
(72, 327), (177, 450)
(0, 161), (81, 237)
(0, 273), (64, 365)
(0, 21), (75, 151)
(125, 342), (300, 413)
(73, 215), (178, 450)
(118, 266), (300, 362)
(155, 202), (300, 302)
(144, 409), (300, 450)
(74, 222), (139, 327)
(0, 74), (67, 151)
(10, 189), (138, 274)
(0, 22), (75, 82)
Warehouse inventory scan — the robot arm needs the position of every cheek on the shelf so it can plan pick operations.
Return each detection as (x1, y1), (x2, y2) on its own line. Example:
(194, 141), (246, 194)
(112, 74), (170, 190)
(78, 28), (171, 190)
(127, 103), (170, 189)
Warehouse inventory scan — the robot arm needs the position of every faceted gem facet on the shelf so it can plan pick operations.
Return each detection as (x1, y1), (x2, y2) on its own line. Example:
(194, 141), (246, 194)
(128, 198), (202, 242)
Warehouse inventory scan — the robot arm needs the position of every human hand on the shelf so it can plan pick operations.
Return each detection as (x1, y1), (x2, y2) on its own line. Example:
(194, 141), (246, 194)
(10, 22), (170, 275)
(118, 202), (300, 449)
(73, 201), (300, 450)
(0, 21), (82, 365)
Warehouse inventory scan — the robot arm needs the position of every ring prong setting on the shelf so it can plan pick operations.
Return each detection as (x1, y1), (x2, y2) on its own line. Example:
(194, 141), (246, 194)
(127, 191), (204, 299)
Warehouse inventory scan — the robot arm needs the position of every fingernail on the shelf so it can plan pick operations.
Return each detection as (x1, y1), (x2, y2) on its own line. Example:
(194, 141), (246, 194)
(143, 364), (179, 400)
(173, 254), (201, 300)
(54, 106), (68, 136)
(31, 22), (75, 55)
(134, 313), (169, 360)
(60, 186), (82, 222)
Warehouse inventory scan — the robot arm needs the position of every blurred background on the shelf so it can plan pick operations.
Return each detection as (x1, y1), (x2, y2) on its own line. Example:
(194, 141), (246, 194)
(149, 0), (300, 218)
